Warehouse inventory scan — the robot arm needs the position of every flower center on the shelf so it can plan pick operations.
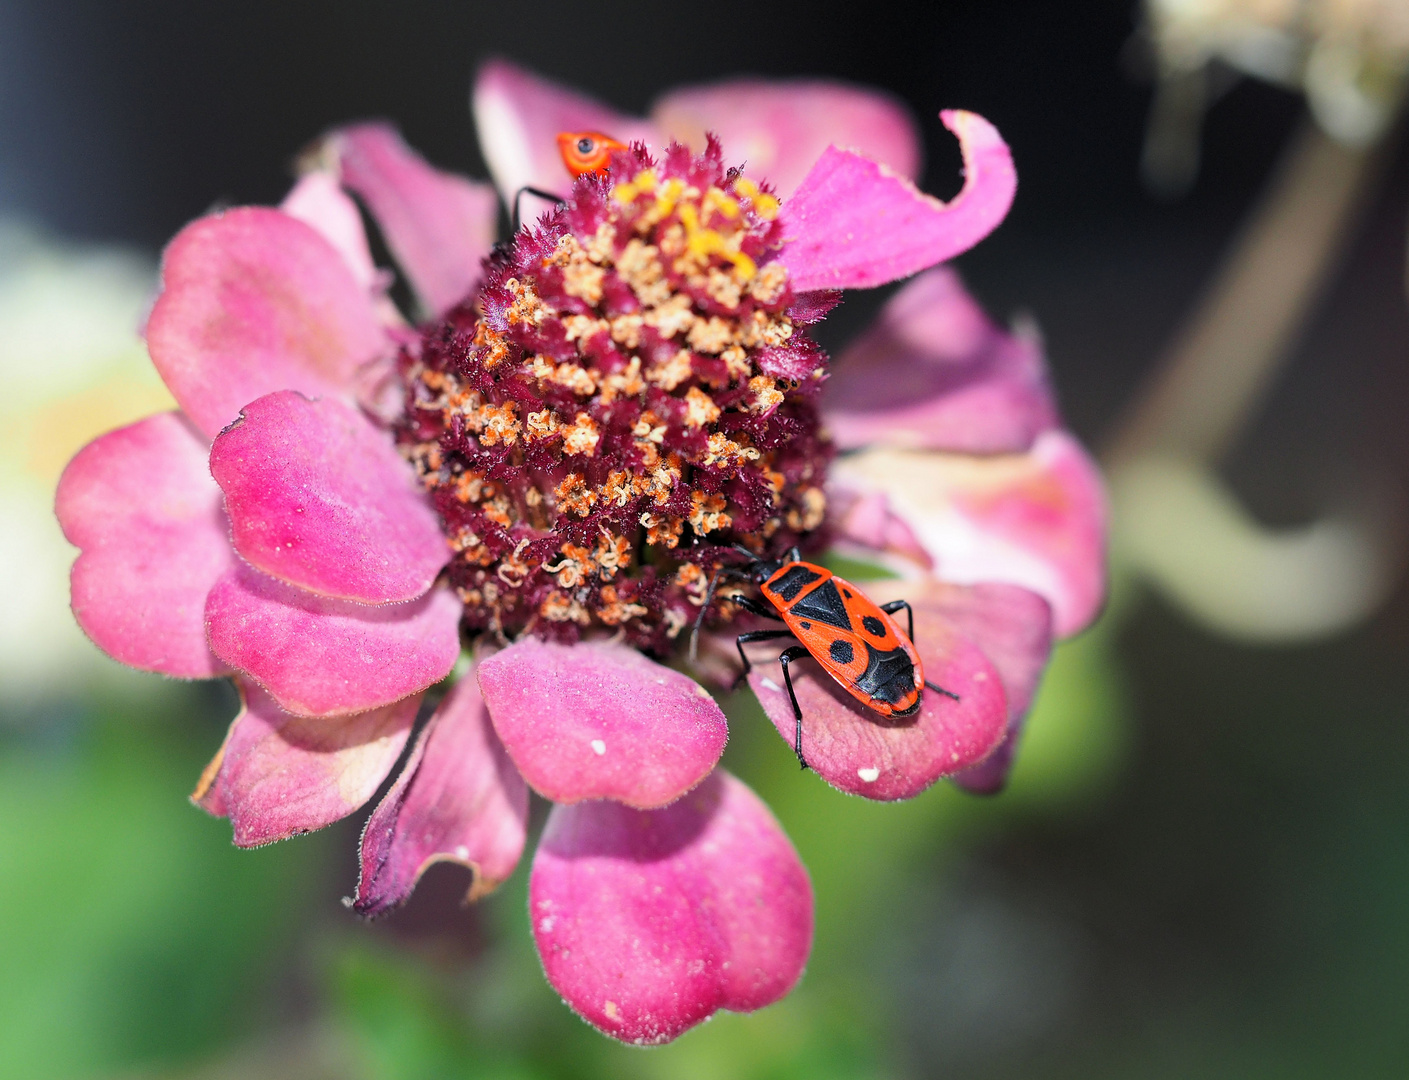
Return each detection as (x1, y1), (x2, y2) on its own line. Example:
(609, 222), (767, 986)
(398, 140), (833, 651)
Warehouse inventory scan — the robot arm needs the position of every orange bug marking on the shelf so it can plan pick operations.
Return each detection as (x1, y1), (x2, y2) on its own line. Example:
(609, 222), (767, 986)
(557, 131), (628, 178)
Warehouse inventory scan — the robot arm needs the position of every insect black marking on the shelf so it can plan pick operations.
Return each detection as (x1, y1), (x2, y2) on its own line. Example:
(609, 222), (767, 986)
(770, 565), (822, 602)
(798, 620), (812, 630)
(862, 615), (886, 636)
(854, 642), (918, 708)
(789, 579), (851, 629)
(828, 639), (854, 665)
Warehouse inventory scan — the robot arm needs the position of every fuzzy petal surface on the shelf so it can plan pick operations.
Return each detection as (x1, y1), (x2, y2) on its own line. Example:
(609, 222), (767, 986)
(778, 111), (1016, 292)
(744, 587), (1008, 800)
(145, 207), (385, 439)
(193, 679), (417, 847)
(650, 79), (921, 196)
(354, 672), (529, 917)
(476, 638), (727, 809)
(280, 172), (379, 290)
(832, 432), (1108, 638)
(210, 391), (447, 604)
(55, 412), (233, 678)
(825, 268), (1056, 452)
(866, 579), (1053, 794)
(530, 770), (812, 1045)
(205, 564), (463, 717)
(326, 123), (498, 317)
(473, 59), (658, 213)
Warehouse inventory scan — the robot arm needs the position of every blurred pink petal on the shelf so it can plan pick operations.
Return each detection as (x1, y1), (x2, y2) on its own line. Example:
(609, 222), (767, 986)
(476, 638), (728, 809)
(193, 679), (418, 847)
(354, 671), (529, 917)
(205, 564), (463, 717)
(530, 770), (812, 1045)
(833, 431), (1108, 638)
(145, 207), (386, 439)
(650, 78), (920, 196)
(825, 268), (1057, 452)
(210, 391), (447, 604)
(325, 123), (499, 317)
(473, 59), (656, 215)
(828, 485), (934, 569)
(55, 412), (233, 678)
(744, 586), (1009, 799)
(778, 111), (1016, 292)
(867, 579), (1053, 794)
(280, 172), (379, 291)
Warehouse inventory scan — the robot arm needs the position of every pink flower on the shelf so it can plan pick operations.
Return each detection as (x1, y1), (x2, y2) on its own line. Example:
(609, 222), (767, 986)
(53, 59), (1104, 1044)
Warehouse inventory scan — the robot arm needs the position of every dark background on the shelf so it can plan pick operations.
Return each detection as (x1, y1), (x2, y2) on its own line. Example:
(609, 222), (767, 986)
(3, 2), (1409, 1077)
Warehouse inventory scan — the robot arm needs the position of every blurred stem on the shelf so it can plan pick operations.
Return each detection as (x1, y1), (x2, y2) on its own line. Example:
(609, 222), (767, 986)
(1105, 117), (1385, 469)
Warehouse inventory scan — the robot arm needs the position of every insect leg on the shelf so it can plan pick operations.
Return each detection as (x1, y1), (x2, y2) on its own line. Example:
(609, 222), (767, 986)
(689, 566), (748, 661)
(730, 594), (784, 621)
(924, 679), (961, 702)
(880, 599), (914, 641)
(777, 645), (813, 770)
(511, 186), (566, 233)
(734, 629), (795, 684)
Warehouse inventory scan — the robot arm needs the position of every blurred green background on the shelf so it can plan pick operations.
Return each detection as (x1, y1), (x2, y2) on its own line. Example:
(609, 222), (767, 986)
(4, 1), (1409, 1077)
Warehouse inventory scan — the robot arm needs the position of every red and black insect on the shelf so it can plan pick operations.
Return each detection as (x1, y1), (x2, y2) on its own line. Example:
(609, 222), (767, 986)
(691, 546), (960, 769)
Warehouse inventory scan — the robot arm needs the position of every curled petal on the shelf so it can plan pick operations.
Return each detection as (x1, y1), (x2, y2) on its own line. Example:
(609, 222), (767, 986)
(210, 391), (447, 604)
(476, 638), (727, 809)
(473, 58), (657, 214)
(650, 79), (921, 196)
(193, 679), (417, 847)
(825, 268), (1057, 453)
(833, 431), (1108, 638)
(866, 579), (1054, 795)
(743, 588), (1009, 800)
(778, 111), (1016, 292)
(354, 671), (529, 917)
(55, 412), (233, 678)
(280, 172), (379, 290)
(828, 485), (934, 570)
(205, 564), (463, 717)
(531, 770), (812, 1045)
(323, 123), (498, 317)
(145, 207), (386, 440)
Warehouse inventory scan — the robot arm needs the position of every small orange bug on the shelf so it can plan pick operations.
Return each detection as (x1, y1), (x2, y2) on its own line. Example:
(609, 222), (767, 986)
(556, 130), (628, 178)
(691, 546), (960, 769)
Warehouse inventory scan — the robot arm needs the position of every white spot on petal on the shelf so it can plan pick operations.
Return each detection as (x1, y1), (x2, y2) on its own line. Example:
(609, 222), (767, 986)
(539, 915), (555, 933)
(760, 677), (781, 692)
(974, 670), (988, 681)
(591, 739), (607, 755)
(455, 845), (470, 860)
(858, 767), (880, 782)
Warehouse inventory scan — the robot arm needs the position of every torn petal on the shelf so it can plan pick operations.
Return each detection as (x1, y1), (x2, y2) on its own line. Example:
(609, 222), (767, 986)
(205, 564), (463, 717)
(744, 584), (1009, 800)
(531, 770), (812, 1045)
(354, 670), (529, 917)
(210, 391), (447, 605)
(55, 412), (233, 678)
(476, 638), (727, 809)
(324, 123), (499, 318)
(193, 679), (417, 847)
(145, 207), (386, 439)
(650, 78), (921, 196)
(825, 267), (1057, 453)
(778, 111), (1016, 292)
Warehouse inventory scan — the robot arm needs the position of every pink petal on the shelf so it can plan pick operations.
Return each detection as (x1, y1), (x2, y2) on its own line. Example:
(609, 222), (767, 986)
(824, 268), (1057, 453)
(866, 580), (1053, 795)
(55, 412), (233, 678)
(530, 769), (812, 1045)
(828, 485), (935, 570)
(280, 172), (379, 291)
(472, 59), (658, 211)
(205, 564), (463, 717)
(476, 638), (727, 809)
(192, 679), (417, 847)
(650, 78), (921, 197)
(778, 111), (1017, 292)
(145, 207), (386, 440)
(324, 123), (498, 318)
(743, 585), (1009, 800)
(209, 391), (447, 604)
(832, 432), (1109, 638)
(354, 671), (529, 917)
